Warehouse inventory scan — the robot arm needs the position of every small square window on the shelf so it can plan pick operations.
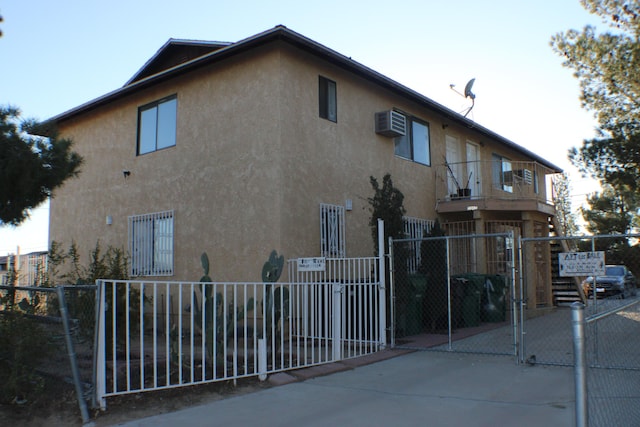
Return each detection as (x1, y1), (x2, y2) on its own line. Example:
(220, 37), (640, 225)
(137, 96), (177, 155)
(319, 76), (337, 122)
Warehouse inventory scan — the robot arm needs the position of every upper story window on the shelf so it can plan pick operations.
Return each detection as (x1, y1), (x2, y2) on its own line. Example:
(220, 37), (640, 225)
(394, 117), (430, 165)
(492, 153), (513, 193)
(137, 95), (177, 155)
(319, 76), (337, 122)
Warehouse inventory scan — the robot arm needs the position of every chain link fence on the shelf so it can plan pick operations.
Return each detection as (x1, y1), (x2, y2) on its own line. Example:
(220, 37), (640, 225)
(391, 231), (640, 426)
(0, 284), (96, 422)
(570, 299), (640, 427)
(390, 232), (517, 356)
(520, 234), (640, 367)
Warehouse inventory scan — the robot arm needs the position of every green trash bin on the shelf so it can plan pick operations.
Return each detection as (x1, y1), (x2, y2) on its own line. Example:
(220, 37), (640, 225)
(405, 274), (426, 335)
(454, 274), (484, 328)
(462, 293), (481, 327)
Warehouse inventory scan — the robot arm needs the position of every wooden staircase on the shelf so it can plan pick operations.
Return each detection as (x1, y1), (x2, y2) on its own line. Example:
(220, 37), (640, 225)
(549, 216), (586, 305)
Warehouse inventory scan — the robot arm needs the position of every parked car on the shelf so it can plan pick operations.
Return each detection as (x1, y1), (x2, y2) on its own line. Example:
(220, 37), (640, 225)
(583, 265), (638, 299)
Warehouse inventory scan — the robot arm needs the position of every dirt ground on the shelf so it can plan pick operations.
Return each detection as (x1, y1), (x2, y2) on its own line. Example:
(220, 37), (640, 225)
(0, 376), (272, 426)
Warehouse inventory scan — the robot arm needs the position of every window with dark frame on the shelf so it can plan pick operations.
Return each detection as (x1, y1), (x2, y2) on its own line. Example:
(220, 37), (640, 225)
(394, 117), (431, 165)
(319, 76), (337, 122)
(492, 153), (513, 193)
(137, 95), (177, 155)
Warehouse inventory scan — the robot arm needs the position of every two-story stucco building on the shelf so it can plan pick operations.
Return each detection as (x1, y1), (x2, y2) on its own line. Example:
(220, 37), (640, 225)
(43, 26), (562, 308)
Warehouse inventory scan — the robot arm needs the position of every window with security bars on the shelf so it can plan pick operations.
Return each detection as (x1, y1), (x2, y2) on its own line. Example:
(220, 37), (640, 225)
(320, 203), (345, 258)
(403, 216), (435, 273)
(443, 220), (477, 275)
(129, 210), (174, 276)
(485, 221), (521, 275)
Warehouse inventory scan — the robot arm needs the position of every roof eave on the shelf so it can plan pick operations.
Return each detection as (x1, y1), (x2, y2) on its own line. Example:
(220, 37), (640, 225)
(42, 25), (562, 173)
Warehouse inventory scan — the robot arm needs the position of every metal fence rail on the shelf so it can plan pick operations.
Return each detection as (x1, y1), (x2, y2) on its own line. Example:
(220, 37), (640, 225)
(95, 278), (383, 408)
(572, 300), (640, 427)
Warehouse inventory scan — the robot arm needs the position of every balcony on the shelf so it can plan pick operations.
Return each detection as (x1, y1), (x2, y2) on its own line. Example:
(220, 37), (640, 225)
(435, 160), (559, 216)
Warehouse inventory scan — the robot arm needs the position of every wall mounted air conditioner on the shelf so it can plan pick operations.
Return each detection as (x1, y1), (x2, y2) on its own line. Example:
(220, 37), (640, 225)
(514, 169), (533, 185)
(375, 110), (406, 137)
(503, 169), (533, 185)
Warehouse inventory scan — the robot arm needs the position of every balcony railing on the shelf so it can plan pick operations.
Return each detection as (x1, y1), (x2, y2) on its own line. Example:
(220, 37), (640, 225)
(436, 160), (559, 214)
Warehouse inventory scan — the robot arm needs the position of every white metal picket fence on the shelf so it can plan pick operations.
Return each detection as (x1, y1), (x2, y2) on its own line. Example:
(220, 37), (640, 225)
(95, 258), (384, 408)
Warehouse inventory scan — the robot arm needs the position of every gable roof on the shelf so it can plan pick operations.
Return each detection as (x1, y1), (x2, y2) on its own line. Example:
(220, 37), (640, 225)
(44, 25), (561, 172)
(125, 38), (231, 86)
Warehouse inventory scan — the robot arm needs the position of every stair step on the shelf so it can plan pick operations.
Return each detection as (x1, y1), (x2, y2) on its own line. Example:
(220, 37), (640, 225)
(553, 290), (581, 305)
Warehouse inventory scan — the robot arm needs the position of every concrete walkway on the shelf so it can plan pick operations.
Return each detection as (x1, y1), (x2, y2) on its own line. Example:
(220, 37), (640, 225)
(113, 350), (575, 427)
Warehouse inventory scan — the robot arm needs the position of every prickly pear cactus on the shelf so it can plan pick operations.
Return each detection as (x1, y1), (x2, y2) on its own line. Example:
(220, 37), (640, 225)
(200, 252), (212, 282)
(261, 250), (289, 344)
(261, 250), (284, 283)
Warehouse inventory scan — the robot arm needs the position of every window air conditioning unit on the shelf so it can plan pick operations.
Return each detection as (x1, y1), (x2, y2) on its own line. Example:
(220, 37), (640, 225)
(514, 169), (533, 185)
(503, 169), (533, 185)
(375, 110), (406, 137)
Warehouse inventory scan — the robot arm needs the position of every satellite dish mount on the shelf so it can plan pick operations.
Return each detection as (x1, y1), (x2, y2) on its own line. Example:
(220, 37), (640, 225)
(449, 78), (476, 118)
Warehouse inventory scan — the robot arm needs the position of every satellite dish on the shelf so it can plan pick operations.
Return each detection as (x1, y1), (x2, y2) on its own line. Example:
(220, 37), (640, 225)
(464, 78), (476, 99)
(450, 77), (476, 118)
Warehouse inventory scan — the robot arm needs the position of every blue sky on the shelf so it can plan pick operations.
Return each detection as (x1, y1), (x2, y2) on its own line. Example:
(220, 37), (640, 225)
(0, 0), (602, 255)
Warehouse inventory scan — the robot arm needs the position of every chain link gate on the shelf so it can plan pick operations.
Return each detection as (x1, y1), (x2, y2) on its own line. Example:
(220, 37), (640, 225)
(519, 233), (640, 426)
(390, 232), (519, 357)
(519, 233), (640, 367)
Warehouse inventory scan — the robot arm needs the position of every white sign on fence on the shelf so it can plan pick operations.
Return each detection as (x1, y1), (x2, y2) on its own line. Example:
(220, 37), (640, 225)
(558, 251), (605, 276)
(297, 257), (326, 272)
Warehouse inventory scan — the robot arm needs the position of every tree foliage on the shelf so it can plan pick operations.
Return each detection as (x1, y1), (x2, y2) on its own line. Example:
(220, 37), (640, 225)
(552, 172), (579, 236)
(551, 0), (640, 132)
(368, 173), (406, 255)
(551, 1), (640, 234)
(582, 184), (637, 235)
(0, 106), (82, 225)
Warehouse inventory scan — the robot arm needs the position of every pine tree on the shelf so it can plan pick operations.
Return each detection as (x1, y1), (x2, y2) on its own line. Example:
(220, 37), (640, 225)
(0, 106), (83, 225)
(551, 1), (640, 233)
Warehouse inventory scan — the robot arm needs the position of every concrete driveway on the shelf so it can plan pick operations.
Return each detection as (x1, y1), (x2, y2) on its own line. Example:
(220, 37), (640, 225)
(114, 350), (574, 427)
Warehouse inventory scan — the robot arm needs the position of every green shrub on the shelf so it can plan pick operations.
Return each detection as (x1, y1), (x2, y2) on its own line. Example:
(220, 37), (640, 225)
(0, 290), (54, 403)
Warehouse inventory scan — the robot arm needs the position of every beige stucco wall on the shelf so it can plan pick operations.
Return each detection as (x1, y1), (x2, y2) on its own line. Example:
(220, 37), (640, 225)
(50, 41), (551, 283)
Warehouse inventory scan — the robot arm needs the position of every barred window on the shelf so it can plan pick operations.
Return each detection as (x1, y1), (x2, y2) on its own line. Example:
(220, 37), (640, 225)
(129, 210), (174, 276)
(320, 203), (345, 258)
(403, 216), (435, 273)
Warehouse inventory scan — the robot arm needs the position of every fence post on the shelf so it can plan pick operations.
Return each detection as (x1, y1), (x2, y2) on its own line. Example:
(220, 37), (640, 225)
(571, 302), (588, 427)
(258, 338), (267, 381)
(510, 232), (519, 362)
(332, 282), (343, 361)
(56, 286), (91, 424)
(95, 280), (107, 410)
(445, 237), (452, 349)
(378, 218), (387, 348)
